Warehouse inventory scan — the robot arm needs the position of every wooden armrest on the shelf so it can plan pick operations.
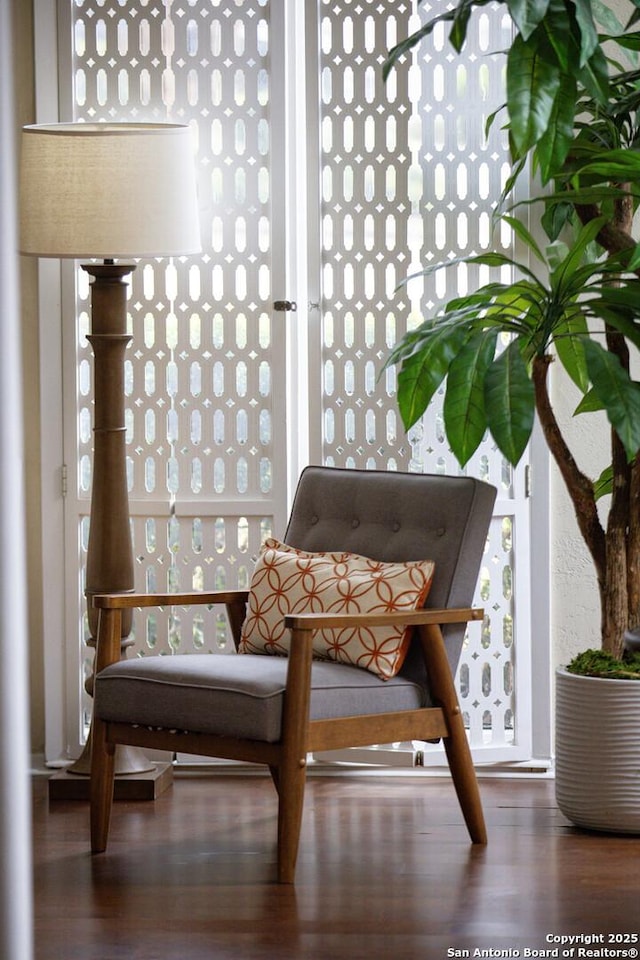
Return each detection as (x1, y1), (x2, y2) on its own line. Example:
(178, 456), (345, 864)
(93, 589), (250, 609)
(283, 607), (483, 631)
(93, 589), (250, 669)
(281, 608), (483, 719)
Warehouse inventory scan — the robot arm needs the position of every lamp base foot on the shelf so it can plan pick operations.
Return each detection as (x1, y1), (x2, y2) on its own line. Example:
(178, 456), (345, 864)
(47, 761), (173, 802)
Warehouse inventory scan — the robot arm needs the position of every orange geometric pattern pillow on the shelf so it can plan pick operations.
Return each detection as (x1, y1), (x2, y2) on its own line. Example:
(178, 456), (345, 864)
(238, 538), (435, 680)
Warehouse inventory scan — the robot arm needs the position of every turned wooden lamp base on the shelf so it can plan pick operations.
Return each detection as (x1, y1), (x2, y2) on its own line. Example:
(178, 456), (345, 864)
(48, 263), (174, 804)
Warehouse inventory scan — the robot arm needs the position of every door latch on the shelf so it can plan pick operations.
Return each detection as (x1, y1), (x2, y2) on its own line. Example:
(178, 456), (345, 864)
(273, 300), (297, 312)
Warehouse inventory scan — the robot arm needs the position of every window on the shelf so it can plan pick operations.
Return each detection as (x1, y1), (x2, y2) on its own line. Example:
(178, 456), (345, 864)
(38, 0), (543, 767)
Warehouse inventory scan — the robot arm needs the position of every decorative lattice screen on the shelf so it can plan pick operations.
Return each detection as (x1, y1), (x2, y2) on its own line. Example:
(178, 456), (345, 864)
(63, 0), (529, 759)
(68, 1), (284, 742)
(316, 0), (524, 753)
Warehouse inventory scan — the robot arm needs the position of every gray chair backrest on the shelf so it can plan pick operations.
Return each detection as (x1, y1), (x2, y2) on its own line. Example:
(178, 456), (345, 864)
(284, 466), (497, 686)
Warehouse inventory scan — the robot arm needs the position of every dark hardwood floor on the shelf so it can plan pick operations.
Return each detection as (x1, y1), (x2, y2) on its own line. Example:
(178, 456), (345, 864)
(32, 771), (639, 959)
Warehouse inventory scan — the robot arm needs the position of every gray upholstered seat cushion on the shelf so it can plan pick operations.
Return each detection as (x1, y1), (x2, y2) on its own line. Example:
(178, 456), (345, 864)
(94, 653), (429, 743)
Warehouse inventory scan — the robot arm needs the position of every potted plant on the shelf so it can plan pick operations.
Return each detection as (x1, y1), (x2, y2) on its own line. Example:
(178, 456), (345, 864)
(383, 0), (640, 832)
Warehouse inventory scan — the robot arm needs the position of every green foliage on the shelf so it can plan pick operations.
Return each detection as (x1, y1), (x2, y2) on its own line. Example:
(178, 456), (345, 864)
(567, 648), (640, 679)
(384, 227), (640, 467)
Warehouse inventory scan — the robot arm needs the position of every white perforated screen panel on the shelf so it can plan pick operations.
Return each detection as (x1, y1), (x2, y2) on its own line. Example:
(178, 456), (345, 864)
(315, 1), (527, 755)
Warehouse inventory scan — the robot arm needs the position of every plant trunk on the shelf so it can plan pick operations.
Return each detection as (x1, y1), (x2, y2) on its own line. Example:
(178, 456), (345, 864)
(600, 189), (637, 658)
(628, 456), (640, 630)
(602, 525), (629, 660)
(602, 337), (631, 660)
(532, 355), (630, 659)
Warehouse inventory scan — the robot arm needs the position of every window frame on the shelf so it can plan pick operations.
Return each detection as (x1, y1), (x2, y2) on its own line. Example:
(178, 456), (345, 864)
(34, 0), (552, 769)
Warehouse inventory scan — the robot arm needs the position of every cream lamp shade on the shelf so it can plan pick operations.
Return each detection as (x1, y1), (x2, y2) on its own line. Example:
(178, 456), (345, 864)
(19, 122), (201, 259)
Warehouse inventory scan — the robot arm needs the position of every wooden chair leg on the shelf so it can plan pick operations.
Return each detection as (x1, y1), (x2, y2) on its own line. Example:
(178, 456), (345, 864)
(90, 604), (120, 853)
(90, 717), (116, 854)
(276, 624), (314, 883)
(442, 707), (487, 844)
(276, 760), (307, 884)
(419, 622), (487, 844)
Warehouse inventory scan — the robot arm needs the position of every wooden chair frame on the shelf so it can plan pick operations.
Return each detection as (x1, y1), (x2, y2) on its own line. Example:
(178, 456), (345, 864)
(91, 589), (486, 883)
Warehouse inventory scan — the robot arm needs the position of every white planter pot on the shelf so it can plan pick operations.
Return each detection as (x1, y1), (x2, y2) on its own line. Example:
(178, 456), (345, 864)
(555, 667), (640, 834)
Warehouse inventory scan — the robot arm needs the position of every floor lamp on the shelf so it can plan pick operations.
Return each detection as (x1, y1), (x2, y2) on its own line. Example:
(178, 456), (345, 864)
(19, 123), (201, 799)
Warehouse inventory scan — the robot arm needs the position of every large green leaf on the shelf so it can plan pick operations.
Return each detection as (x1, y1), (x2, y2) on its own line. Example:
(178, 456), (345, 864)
(603, 31), (640, 53)
(576, 45), (610, 103)
(553, 310), (589, 391)
(574, 387), (605, 415)
(449, 0), (480, 53)
(525, 185), (638, 209)
(592, 0), (626, 36)
(500, 214), (546, 262)
(575, 149), (640, 180)
(484, 341), (536, 465)
(396, 325), (467, 431)
(506, 0), (551, 40)
(540, 199), (573, 241)
(535, 75), (577, 180)
(571, 0), (600, 66)
(462, 251), (537, 277)
(538, 1), (580, 73)
(443, 331), (498, 465)
(507, 34), (563, 155)
(583, 339), (640, 459)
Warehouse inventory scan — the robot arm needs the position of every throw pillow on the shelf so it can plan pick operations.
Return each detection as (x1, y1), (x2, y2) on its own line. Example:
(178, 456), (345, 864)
(238, 538), (435, 680)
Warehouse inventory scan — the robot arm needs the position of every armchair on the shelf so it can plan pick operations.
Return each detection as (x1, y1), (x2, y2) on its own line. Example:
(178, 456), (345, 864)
(90, 466), (496, 882)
